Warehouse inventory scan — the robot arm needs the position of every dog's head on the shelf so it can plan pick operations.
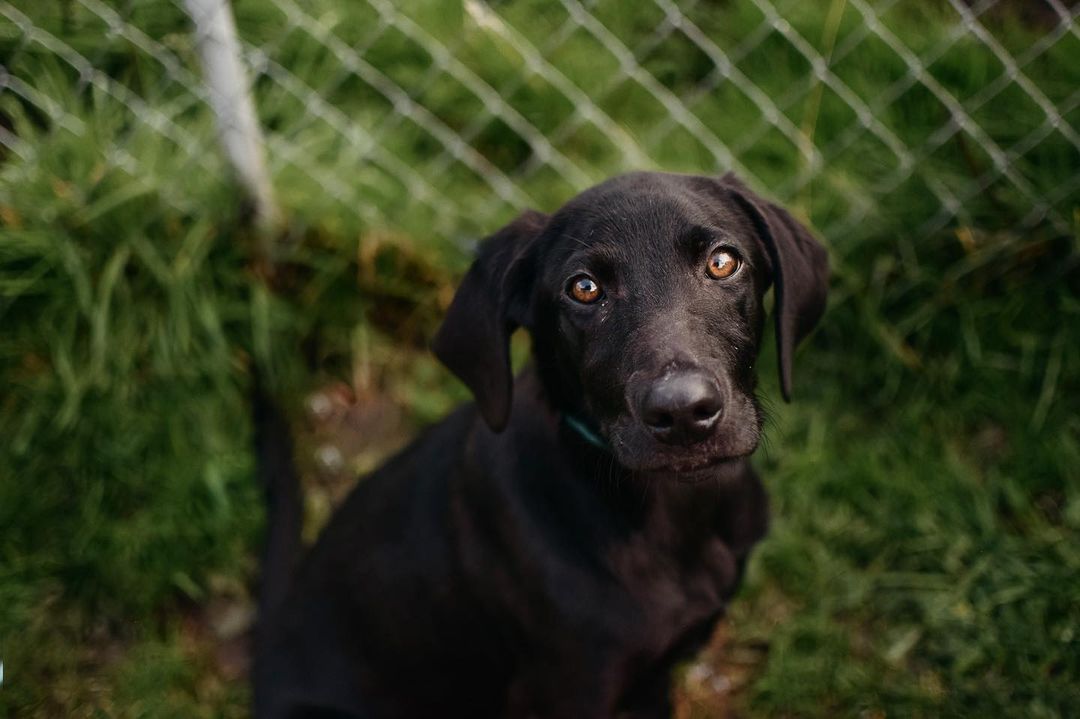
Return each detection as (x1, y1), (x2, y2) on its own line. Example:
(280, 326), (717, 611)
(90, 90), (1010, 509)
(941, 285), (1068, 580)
(434, 172), (828, 473)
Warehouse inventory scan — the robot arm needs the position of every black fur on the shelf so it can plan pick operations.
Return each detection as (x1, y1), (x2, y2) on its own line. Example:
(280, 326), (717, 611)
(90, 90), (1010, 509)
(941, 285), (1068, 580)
(254, 172), (828, 719)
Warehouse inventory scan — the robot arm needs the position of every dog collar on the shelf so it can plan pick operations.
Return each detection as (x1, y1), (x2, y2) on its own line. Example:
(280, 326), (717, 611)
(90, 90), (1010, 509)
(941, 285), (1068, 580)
(562, 413), (611, 451)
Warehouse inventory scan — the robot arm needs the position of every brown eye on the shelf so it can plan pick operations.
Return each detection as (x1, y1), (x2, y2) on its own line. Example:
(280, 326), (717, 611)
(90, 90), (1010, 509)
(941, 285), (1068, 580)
(567, 274), (602, 304)
(706, 249), (740, 280)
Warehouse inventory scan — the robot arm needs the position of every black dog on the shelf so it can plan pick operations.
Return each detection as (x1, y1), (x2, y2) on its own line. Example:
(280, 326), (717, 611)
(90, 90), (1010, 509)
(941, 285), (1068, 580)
(253, 172), (828, 718)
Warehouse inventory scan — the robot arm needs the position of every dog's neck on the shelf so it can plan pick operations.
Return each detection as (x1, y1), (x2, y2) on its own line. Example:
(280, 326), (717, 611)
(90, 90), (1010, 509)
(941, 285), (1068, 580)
(494, 368), (759, 552)
(464, 376), (765, 599)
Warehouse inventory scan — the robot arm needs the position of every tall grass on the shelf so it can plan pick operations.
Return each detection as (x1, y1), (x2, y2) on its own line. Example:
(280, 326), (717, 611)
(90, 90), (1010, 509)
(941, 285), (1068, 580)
(1, 0), (1078, 716)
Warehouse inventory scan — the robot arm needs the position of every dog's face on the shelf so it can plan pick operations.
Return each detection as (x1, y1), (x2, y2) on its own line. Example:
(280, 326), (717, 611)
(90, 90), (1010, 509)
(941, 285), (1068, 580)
(530, 175), (773, 472)
(434, 172), (828, 474)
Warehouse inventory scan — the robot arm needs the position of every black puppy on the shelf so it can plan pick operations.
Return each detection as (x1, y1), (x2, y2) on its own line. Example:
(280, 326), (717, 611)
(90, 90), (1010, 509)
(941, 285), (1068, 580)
(254, 171), (828, 719)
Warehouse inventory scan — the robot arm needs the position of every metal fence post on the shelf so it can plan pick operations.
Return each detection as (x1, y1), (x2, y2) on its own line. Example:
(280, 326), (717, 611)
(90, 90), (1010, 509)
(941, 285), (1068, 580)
(183, 0), (280, 247)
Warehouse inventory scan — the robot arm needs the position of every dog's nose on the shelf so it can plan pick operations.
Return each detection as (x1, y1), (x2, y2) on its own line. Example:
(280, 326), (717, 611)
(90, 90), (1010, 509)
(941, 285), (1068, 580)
(640, 371), (723, 445)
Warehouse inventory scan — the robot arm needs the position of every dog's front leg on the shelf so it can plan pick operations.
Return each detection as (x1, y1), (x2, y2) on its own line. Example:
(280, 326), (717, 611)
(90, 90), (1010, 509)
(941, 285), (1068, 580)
(503, 660), (626, 719)
(610, 670), (675, 719)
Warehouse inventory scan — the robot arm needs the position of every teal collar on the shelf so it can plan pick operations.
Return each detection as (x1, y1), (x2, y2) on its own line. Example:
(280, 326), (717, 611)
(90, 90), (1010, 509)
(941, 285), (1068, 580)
(562, 413), (611, 451)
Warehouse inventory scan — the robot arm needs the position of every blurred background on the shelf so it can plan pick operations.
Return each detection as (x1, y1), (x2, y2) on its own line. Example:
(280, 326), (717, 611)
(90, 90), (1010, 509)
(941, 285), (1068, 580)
(1, 0), (1078, 716)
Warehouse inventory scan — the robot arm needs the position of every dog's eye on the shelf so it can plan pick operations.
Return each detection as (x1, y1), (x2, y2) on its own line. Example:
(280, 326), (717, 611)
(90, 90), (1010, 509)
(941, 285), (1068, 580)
(567, 274), (602, 304)
(706, 249), (741, 280)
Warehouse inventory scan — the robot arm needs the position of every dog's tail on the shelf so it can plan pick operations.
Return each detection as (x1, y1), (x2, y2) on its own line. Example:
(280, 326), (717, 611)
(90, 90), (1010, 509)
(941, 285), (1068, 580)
(251, 369), (303, 620)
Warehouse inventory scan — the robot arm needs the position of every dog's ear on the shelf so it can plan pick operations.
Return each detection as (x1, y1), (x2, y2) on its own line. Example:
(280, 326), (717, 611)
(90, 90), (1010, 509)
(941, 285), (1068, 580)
(721, 174), (828, 402)
(432, 210), (549, 431)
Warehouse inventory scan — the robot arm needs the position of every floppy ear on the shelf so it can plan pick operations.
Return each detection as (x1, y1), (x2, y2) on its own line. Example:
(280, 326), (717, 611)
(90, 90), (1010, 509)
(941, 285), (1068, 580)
(721, 174), (829, 402)
(432, 210), (549, 431)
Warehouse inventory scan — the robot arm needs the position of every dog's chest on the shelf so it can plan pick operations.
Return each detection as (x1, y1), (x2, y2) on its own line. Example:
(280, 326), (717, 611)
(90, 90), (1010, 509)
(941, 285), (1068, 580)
(608, 532), (738, 650)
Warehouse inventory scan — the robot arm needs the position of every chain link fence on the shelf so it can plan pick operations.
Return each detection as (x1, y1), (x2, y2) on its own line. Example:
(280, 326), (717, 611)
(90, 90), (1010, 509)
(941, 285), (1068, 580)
(2, 0), (1079, 249)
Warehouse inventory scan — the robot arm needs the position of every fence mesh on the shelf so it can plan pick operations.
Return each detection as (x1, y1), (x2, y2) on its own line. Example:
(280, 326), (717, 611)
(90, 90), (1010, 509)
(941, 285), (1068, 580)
(2, 0), (1079, 249)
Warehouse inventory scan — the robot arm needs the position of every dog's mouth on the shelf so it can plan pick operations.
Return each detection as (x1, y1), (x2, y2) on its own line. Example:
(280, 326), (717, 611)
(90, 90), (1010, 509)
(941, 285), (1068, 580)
(628, 450), (751, 478)
(604, 432), (756, 476)
(600, 416), (760, 477)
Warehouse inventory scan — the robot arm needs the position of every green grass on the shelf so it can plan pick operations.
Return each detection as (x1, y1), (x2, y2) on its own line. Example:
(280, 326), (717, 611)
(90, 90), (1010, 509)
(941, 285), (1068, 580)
(1, 0), (1078, 716)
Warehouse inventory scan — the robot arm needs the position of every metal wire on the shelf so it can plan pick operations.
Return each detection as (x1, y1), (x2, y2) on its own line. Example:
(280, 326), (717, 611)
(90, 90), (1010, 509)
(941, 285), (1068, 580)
(1, 0), (1077, 243)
